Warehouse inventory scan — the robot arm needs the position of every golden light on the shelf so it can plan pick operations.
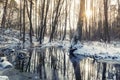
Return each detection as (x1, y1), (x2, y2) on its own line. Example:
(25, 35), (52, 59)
(85, 10), (92, 19)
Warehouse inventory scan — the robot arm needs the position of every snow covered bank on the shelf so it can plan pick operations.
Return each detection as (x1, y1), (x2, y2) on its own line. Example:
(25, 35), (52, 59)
(0, 76), (9, 80)
(40, 41), (120, 64)
(0, 57), (13, 69)
(73, 41), (120, 63)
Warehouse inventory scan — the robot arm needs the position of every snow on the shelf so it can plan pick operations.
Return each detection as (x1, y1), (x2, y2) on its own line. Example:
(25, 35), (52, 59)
(0, 76), (9, 80)
(0, 61), (13, 69)
(0, 57), (13, 69)
(73, 41), (120, 63)
(39, 41), (120, 64)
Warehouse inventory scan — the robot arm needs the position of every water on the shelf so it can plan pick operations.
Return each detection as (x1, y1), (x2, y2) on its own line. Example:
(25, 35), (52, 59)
(15, 47), (120, 80)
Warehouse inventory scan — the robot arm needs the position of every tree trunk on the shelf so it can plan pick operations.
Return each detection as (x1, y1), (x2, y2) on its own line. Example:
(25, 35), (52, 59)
(19, 0), (22, 36)
(103, 0), (110, 42)
(1, 0), (8, 28)
(23, 0), (26, 47)
(29, 0), (33, 44)
(74, 0), (85, 43)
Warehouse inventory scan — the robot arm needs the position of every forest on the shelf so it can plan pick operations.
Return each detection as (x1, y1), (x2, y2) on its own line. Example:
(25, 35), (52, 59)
(0, 0), (120, 80)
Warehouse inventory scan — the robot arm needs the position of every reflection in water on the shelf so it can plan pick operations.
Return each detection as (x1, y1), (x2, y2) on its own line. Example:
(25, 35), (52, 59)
(15, 47), (120, 80)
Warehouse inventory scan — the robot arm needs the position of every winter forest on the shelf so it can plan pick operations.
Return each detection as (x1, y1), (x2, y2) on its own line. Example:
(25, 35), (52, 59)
(0, 0), (120, 80)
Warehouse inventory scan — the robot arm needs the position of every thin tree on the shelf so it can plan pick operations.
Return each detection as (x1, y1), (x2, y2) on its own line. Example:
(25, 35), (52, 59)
(103, 0), (110, 42)
(42, 0), (50, 41)
(117, 0), (120, 28)
(29, 0), (33, 43)
(23, 0), (26, 47)
(1, 0), (8, 28)
(49, 0), (63, 42)
(38, 0), (50, 44)
(62, 0), (67, 40)
(19, 0), (22, 36)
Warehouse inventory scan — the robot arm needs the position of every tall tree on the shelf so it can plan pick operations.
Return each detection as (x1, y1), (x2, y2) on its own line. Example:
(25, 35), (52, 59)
(62, 0), (67, 40)
(49, 0), (64, 42)
(103, 0), (110, 42)
(73, 0), (85, 43)
(29, 0), (33, 43)
(1, 0), (8, 28)
(117, 0), (120, 27)
(39, 0), (46, 44)
(42, 0), (50, 42)
(23, 0), (26, 47)
(38, 0), (50, 44)
(19, 0), (22, 36)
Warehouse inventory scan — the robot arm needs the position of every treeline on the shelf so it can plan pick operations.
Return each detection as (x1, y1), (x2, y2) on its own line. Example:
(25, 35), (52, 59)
(0, 0), (119, 44)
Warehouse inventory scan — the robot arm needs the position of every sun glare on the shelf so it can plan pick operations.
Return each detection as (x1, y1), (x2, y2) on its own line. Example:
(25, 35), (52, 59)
(85, 10), (92, 19)
(111, 0), (117, 5)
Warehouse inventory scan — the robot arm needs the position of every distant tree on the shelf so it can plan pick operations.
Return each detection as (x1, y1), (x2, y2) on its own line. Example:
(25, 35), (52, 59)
(62, 0), (68, 40)
(29, 0), (33, 44)
(26, 0), (33, 44)
(117, 0), (120, 27)
(103, 0), (110, 42)
(23, 0), (26, 47)
(73, 0), (85, 43)
(34, 0), (38, 39)
(39, 0), (46, 44)
(98, 0), (103, 40)
(42, 0), (50, 41)
(38, 0), (50, 44)
(49, 0), (64, 42)
(1, 0), (8, 28)
(19, 0), (22, 36)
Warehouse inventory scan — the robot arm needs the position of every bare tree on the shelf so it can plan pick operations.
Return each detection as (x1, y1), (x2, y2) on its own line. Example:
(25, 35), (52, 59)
(103, 0), (110, 42)
(117, 0), (120, 28)
(39, 0), (46, 44)
(23, 0), (26, 47)
(49, 0), (64, 42)
(19, 0), (22, 36)
(62, 0), (68, 40)
(38, 0), (50, 44)
(74, 0), (85, 43)
(1, 0), (8, 28)
(29, 0), (33, 44)
(27, 0), (33, 44)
